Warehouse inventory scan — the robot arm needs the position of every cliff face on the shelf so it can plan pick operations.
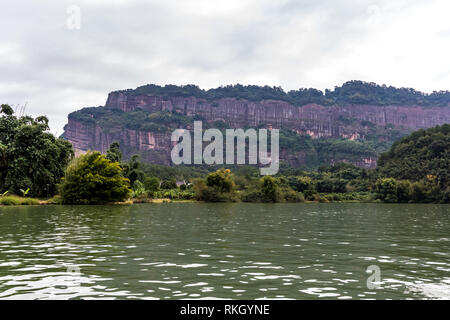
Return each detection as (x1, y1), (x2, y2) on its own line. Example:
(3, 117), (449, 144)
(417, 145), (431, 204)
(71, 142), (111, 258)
(105, 91), (450, 133)
(63, 90), (450, 168)
(64, 117), (173, 164)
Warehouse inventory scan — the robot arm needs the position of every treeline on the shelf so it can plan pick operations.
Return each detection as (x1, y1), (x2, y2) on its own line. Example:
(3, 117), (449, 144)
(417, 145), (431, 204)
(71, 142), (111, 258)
(0, 104), (73, 198)
(113, 125), (449, 204)
(78, 136), (447, 204)
(69, 108), (207, 133)
(1, 104), (449, 205)
(375, 124), (450, 203)
(114, 81), (450, 107)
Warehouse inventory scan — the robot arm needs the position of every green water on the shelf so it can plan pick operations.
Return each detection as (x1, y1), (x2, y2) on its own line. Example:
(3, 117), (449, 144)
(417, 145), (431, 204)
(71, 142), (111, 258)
(0, 203), (448, 300)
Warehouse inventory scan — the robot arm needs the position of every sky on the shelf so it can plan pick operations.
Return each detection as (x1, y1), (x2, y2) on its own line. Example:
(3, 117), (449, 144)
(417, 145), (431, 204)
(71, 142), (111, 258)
(1, 0), (450, 134)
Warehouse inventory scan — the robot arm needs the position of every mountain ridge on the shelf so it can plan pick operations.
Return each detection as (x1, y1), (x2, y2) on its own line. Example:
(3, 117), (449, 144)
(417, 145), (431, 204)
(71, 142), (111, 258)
(63, 81), (450, 169)
(109, 80), (450, 107)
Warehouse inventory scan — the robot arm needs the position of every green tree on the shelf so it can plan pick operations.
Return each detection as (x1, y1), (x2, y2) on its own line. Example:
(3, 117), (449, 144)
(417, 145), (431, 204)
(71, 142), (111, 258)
(260, 176), (280, 203)
(396, 180), (413, 203)
(122, 154), (145, 186)
(144, 176), (160, 193)
(411, 181), (427, 202)
(292, 176), (316, 193)
(106, 141), (122, 163)
(206, 169), (234, 193)
(192, 178), (207, 201)
(59, 151), (131, 204)
(0, 105), (73, 197)
(1, 104), (14, 116)
(377, 124), (449, 202)
(131, 180), (146, 199)
(161, 178), (177, 189)
(202, 169), (236, 202)
(375, 178), (398, 203)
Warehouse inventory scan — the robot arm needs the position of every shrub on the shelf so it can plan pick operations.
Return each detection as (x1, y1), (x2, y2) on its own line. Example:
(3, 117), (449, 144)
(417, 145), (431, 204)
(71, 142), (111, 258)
(441, 187), (450, 203)
(411, 181), (427, 202)
(241, 189), (262, 202)
(206, 170), (234, 193)
(161, 178), (177, 189)
(202, 187), (236, 202)
(316, 178), (347, 193)
(292, 176), (316, 193)
(59, 151), (131, 204)
(303, 189), (316, 201)
(283, 190), (304, 203)
(47, 195), (62, 204)
(0, 196), (22, 205)
(193, 178), (207, 201)
(396, 180), (413, 203)
(143, 176), (160, 196)
(202, 169), (237, 202)
(375, 178), (398, 203)
(260, 176), (280, 203)
(131, 180), (147, 199)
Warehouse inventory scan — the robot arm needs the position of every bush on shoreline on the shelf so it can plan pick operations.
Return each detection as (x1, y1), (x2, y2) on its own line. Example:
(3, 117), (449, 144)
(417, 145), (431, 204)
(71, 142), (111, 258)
(59, 151), (132, 204)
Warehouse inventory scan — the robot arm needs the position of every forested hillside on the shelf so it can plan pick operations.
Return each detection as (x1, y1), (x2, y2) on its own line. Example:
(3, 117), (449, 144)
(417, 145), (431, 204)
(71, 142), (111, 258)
(115, 80), (450, 107)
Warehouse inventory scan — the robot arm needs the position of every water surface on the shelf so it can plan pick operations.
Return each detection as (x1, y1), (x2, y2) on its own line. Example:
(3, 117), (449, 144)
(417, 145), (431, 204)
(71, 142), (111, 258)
(0, 203), (448, 299)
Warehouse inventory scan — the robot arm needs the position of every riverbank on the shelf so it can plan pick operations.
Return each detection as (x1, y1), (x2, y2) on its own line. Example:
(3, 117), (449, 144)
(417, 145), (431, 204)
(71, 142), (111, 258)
(0, 195), (383, 206)
(0, 196), (40, 206)
(0, 196), (197, 206)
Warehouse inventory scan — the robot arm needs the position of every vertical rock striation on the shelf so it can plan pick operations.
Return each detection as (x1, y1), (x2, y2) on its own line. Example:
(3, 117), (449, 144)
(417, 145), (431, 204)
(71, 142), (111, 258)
(63, 89), (450, 168)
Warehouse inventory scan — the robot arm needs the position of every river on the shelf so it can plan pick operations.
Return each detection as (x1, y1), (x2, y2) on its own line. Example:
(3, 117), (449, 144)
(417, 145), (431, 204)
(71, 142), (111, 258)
(0, 203), (448, 299)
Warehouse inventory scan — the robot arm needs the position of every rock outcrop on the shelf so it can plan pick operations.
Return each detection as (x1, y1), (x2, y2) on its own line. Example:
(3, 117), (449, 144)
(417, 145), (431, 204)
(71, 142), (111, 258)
(63, 88), (450, 168)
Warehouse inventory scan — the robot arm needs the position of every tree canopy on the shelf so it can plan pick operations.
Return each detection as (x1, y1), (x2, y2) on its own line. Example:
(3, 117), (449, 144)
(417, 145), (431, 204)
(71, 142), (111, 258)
(376, 124), (450, 203)
(0, 105), (73, 197)
(377, 124), (450, 186)
(59, 151), (131, 204)
(113, 81), (450, 107)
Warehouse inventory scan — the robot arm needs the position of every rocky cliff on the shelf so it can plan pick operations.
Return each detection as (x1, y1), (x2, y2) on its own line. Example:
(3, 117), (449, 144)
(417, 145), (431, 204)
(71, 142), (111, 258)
(63, 83), (450, 168)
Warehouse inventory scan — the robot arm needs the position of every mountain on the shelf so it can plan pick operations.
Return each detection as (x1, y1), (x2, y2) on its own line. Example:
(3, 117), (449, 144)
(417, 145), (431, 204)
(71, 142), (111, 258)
(62, 81), (450, 169)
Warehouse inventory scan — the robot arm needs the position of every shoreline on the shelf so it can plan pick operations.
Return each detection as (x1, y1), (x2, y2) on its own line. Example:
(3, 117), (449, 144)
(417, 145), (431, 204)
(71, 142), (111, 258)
(1, 198), (425, 207)
(2, 196), (447, 207)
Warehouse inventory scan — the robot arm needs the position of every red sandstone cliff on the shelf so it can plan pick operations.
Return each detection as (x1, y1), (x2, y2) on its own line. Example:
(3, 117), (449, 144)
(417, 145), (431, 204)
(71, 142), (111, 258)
(63, 91), (450, 168)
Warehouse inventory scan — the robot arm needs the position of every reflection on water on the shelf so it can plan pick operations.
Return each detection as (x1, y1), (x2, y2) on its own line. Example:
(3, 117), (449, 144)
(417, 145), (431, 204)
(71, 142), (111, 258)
(0, 203), (448, 299)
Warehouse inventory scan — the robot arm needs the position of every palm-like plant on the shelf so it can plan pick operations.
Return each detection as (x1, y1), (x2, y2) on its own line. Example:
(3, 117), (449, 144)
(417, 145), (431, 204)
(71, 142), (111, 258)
(20, 188), (30, 197)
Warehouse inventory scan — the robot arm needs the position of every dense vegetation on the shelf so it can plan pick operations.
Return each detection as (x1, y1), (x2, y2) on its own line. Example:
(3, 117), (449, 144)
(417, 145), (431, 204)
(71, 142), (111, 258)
(0, 104), (73, 197)
(313, 138), (377, 164)
(112, 125), (449, 204)
(1, 103), (448, 205)
(59, 151), (131, 204)
(375, 124), (450, 203)
(69, 108), (204, 133)
(115, 81), (450, 107)
(377, 124), (449, 183)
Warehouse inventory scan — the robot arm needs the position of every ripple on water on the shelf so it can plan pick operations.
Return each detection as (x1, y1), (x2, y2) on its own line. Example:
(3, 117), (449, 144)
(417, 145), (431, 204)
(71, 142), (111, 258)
(0, 203), (449, 299)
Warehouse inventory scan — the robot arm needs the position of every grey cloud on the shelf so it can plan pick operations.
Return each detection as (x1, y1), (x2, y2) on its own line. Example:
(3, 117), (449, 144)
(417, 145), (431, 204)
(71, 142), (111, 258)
(0, 0), (449, 134)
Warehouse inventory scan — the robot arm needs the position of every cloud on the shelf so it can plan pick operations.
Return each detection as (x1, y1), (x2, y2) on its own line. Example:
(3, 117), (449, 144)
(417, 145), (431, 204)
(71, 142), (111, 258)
(0, 0), (449, 133)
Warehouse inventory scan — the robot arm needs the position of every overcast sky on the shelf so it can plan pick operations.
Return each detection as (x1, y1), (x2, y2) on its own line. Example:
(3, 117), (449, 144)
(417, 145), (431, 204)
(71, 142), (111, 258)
(1, 0), (450, 134)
